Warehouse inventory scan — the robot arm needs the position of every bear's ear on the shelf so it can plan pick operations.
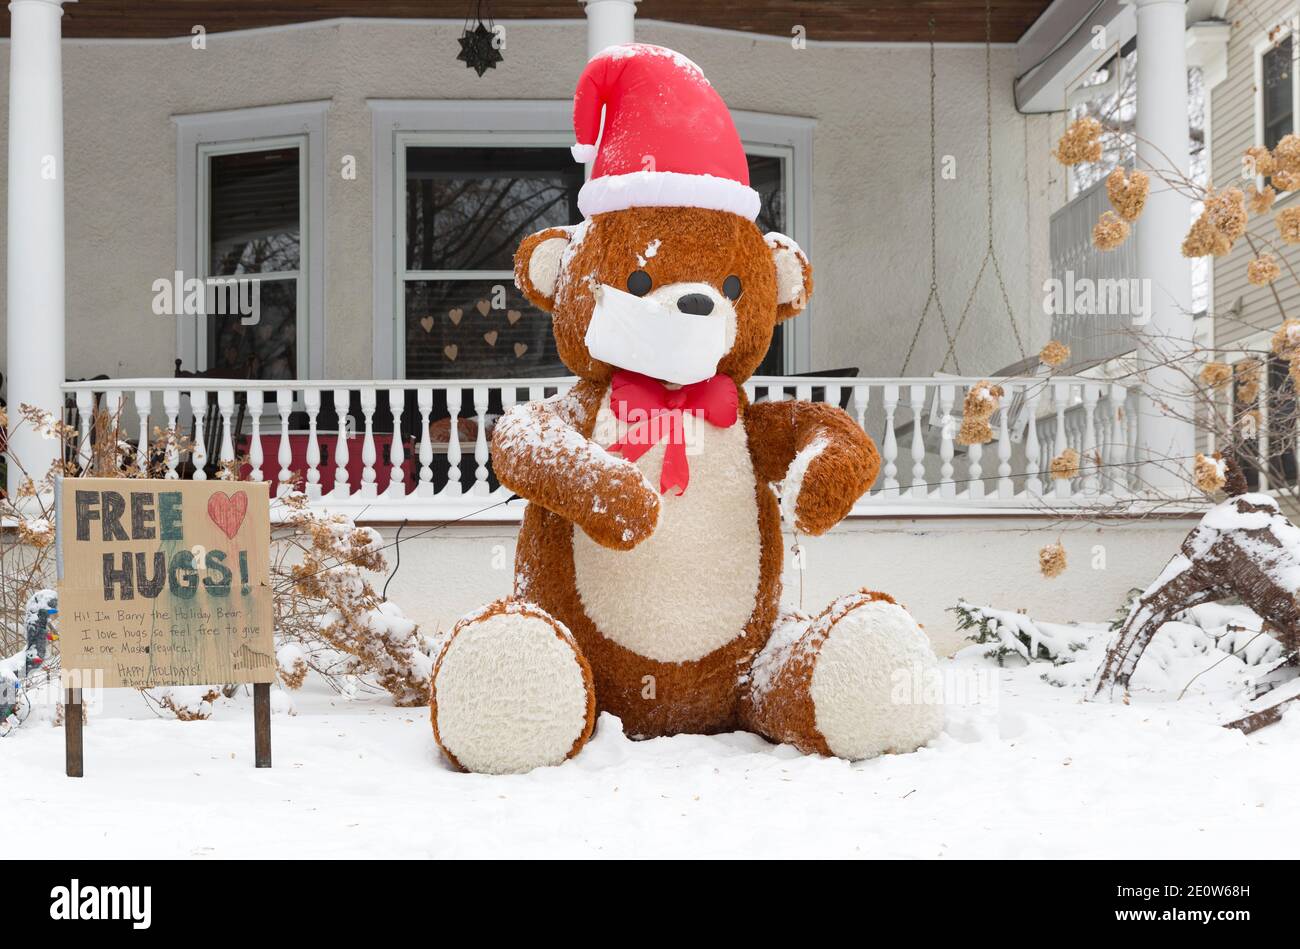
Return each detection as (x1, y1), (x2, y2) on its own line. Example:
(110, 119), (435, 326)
(514, 226), (573, 313)
(766, 232), (813, 322)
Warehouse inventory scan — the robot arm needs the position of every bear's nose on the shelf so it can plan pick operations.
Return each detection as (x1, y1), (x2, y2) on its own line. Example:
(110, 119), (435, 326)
(676, 293), (715, 316)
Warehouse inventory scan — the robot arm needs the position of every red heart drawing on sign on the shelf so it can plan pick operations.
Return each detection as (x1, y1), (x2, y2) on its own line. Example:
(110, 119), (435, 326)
(207, 491), (248, 539)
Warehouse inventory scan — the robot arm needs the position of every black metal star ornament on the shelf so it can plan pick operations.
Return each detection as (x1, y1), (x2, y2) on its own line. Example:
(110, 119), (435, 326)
(457, 6), (503, 78)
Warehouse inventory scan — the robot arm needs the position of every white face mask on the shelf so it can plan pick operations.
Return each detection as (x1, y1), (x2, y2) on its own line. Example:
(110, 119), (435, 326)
(584, 284), (729, 386)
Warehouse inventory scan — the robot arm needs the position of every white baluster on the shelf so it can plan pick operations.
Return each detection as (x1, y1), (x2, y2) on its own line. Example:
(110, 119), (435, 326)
(742, 381), (756, 404)
(417, 387), (434, 498)
(997, 386), (1013, 497)
(332, 388), (351, 498)
(247, 390), (264, 482)
(105, 388), (123, 473)
(386, 387), (406, 498)
(852, 384), (869, 432)
(472, 385), (490, 496)
(882, 384), (899, 496)
(75, 390), (93, 473)
(1107, 385), (1126, 495)
(909, 384), (927, 498)
(1023, 382), (1043, 497)
(162, 389), (180, 480)
(443, 386), (463, 497)
(938, 384), (955, 499)
(216, 388), (236, 479)
(134, 389), (150, 476)
(1080, 384), (1100, 495)
(1053, 382), (1070, 499)
(276, 388), (293, 494)
(190, 389), (208, 481)
(304, 388), (322, 500)
(359, 387), (378, 499)
(961, 384), (984, 499)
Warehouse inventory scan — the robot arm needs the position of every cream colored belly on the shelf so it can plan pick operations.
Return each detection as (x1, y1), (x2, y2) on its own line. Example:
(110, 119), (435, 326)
(573, 393), (762, 664)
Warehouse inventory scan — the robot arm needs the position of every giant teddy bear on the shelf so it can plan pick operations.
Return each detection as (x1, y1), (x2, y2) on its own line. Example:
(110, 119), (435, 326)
(430, 43), (943, 774)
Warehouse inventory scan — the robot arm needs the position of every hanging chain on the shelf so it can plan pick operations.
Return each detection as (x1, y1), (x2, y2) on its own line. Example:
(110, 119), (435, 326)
(902, 17), (959, 376)
(941, 0), (1028, 371)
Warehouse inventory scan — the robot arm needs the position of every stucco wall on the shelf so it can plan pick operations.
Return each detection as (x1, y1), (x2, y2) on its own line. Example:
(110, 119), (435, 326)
(0, 18), (1061, 384)
(379, 515), (1200, 658)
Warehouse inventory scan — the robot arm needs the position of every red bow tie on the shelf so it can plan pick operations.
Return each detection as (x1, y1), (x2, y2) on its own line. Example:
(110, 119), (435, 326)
(609, 370), (739, 495)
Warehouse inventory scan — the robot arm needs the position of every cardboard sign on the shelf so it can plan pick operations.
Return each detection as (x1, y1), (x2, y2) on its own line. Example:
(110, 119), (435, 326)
(58, 478), (274, 689)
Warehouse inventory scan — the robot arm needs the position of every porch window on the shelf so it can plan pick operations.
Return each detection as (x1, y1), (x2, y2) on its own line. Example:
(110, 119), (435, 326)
(400, 146), (581, 379)
(398, 145), (796, 379)
(749, 151), (789, 376)
(1260, 32), (1296, 150)
(174, 100), (327, 380)
(1235, 355), (1298, 491)
(202, 143), (303, 379)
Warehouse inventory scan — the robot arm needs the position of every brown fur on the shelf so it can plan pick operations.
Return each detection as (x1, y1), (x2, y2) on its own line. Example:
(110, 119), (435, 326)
(432, 204), (883, 765)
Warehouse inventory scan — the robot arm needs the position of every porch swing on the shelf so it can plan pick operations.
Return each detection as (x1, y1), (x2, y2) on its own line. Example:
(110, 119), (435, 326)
(901, 4), (1036, 447)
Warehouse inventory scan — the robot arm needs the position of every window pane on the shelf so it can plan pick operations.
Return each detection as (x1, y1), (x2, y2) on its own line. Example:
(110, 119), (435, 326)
(749, 154), (787, 375)
(1264, 37), (1294, 150)
(404, 279), (564, 379)
(748, 154), (787, 236)
(405, 147), (582, 272)
(209, 147), (301, 276)
(207, 278), (297, 380)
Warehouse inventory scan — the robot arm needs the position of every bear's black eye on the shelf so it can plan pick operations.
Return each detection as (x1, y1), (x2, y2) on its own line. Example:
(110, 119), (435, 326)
(722, 275), (743, 301)
(627, 270), (653, 296)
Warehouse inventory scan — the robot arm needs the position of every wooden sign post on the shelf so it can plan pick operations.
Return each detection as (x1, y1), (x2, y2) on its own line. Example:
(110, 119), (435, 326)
(57, 477), (275, 776)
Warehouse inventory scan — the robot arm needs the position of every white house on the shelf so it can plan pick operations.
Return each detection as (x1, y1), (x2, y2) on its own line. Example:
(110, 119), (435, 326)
(0, 0), (1233, 650)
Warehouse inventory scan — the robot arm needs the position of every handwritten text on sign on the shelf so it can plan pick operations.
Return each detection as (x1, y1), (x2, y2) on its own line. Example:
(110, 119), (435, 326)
(59, 478), (274, 689)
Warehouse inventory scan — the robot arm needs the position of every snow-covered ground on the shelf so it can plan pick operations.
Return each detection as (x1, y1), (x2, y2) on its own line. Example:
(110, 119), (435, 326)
(5, 604), (1300, 859)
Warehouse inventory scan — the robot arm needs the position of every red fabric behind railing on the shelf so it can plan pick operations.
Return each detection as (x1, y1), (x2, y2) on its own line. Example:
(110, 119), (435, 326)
(238, 432), (413, 495)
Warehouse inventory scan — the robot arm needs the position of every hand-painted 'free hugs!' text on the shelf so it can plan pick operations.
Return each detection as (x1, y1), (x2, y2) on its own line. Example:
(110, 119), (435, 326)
(58, 479), (275, 690)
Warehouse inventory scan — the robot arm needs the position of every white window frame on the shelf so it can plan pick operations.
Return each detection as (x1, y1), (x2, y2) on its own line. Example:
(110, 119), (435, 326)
(1254, 14), (1300, 161)
(369, 99), (814, 378)
(173, 100), (328, 379)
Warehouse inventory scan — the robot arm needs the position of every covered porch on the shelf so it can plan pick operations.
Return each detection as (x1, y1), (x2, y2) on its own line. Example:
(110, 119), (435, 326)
(3, 0), (1220, 529)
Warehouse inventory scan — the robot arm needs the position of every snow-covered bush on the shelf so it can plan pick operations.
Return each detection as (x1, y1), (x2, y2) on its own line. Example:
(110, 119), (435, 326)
(272, 493), (435, 706)
(951, 599), (1092, 664)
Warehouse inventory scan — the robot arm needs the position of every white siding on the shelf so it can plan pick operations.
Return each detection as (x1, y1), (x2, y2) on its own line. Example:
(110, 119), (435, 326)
(1212, 0), (1300, 353)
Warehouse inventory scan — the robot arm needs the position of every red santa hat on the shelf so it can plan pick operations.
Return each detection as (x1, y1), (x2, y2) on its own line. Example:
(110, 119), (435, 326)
(571, 43), (760, 220)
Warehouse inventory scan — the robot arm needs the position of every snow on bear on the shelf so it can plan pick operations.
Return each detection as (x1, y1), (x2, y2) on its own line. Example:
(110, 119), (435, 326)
(429, 43), (944, 774)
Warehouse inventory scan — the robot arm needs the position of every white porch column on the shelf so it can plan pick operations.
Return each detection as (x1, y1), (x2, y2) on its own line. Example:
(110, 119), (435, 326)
(1130, 0), (1195, 495)
(6, 0), (68, 495)
(582, 0), (637, 60)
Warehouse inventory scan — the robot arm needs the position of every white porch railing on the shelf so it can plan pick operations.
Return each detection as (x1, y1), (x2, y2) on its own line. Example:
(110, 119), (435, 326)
(60, 375), (1139, 521)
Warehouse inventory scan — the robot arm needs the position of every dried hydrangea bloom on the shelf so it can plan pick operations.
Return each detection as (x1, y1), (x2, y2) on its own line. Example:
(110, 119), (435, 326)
(1049, 447), (1080, 480)
(1106, 167), (1149, 221)
(1246, 144), (1278, 177)
(1053, 116), (1103, 165)
(1182, 210), (1231, 257)
(955, 380), (1003, 446)
(1199, 361), (1233, 390)
(1249, 254), (1282, 286)
(1206, 188), (1247, 242)
(1248, 183), (1277, 215)
(1275, 133), (1300, 174)
(1092, 210), (1130, 250)
(1193, 452), (1227, 494)
(1038, 543), (1067, 579)
(1272, 319), (1300, 360)
(1272, 169), (1300, 191)
(1039, 339), (1070, 367)
(1236, 358), (1262, 404)
(1278, 206), (1300, 244)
